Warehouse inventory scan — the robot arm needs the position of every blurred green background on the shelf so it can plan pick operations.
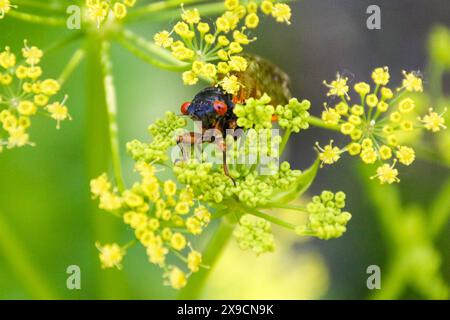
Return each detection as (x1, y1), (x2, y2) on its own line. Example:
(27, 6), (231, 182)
(0, 0), (449, 299)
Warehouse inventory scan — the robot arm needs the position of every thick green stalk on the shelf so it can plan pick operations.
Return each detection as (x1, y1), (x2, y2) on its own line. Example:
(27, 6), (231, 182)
(0, 212), (58, 299)
(85, 35), (129, 299)
(178, 214), (236, 299)
(100, 41), (125, 192)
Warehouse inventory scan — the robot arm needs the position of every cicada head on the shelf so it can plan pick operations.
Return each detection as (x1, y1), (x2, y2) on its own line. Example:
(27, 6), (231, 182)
(181, 87), (235, 130)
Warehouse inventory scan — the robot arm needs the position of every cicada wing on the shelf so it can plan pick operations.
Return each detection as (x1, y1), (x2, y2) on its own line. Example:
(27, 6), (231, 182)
(234, 54), (292, 106)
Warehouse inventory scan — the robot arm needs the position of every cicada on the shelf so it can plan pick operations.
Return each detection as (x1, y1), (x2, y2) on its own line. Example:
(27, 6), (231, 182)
(177, 54), (292, 182)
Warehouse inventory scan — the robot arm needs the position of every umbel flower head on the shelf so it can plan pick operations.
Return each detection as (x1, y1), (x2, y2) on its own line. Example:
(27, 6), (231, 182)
(153, 0), (292, 93)
(0, 0), (16, 19)
(317, 67), (446, 184)
(91, 160), (210, 289)
(85, 0), (137, 27)
(0, 41), (70, 152)
(234, 214), (275, 255)
(296, 191), (351, 240)
(93, 107), (351, 288)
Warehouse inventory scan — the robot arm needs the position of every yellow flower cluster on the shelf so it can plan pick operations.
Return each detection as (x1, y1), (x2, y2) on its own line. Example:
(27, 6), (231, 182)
(90, 161), (211, 289)
(317, 67), (445, 184)
(0, 41), (70, 152)
(86, 0), (137, 27)
(0, 0), (16, 19)
(153, 0), (292, 94)
(96, 242), (125, 269)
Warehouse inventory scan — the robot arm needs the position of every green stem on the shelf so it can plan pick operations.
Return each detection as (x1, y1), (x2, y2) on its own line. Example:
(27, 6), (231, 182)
(100, 41), (125, 192)
(279, 128), (291, 157)
(115, 30), (189, 72)
(126, 0), (208, 22)
(0, 212), (58, 299)
(178, 214), (236, 299)
(85, 35), (129, 299)
(14, 0), (67, 13)
(58, 49), (86, 86)
(263, 202), (308, 213)
(307, 115), (340, 131)
(7, 10), (66, 26)
(244, 206), (297, 231)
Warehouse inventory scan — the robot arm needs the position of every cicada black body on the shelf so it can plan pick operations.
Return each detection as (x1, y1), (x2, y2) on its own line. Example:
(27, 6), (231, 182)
(177, 54), (292, 183)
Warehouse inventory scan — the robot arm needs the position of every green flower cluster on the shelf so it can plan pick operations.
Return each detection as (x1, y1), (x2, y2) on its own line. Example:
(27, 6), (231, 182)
(173, 159), (233, 203)
(127, 112), (186, 163)
(275, 98), (311, 132)
(226, 128), (282, 162)
(296, 191), (352, 240)
(233, 93), (275, 130)
(233, 214), (275, 255)
(174, 159), (302, 208)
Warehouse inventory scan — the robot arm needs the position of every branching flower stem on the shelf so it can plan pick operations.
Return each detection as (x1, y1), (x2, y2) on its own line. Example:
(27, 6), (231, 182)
(115, 29), (190, 72)
(263, 202), (308, 212)
(58, 48), (86, 86)
(126, 0), (208, 22)
(7, 10), (66, 26)
(243, 206), (297, 231)
(307, 115), (340, 131)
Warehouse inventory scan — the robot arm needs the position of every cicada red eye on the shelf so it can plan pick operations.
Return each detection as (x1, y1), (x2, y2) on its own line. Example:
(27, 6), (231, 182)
(213, 100), (228, 116)
(181, 102), (191, 115)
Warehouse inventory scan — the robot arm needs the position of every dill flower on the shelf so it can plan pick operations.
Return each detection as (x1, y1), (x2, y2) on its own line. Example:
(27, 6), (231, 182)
(0, 42), (70, 151)
(165, 267), (187, 289)
(85, 0), (137, 27)
(296, 191), (351, 240)
(317, 67), (444, 183)
(316, 140), (343, 166)
(187, 250), (202, 272)
(323, 73), (349, 99)
(233, 214), (275, 255)
(401, 71), (423, 92)
(91, 142), (212, 289)
(419, 108), (447, 132)
(96, 242), (125, 269)
(271, 3), (292, 24)
(371, 162), (399, 184)
(153, 1), (293, 91)
(0, 0), (16, 19)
